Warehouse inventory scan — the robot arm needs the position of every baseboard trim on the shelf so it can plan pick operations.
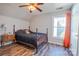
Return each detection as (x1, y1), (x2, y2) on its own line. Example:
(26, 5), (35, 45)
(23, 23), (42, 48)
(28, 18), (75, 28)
(48, 41), (63, 46)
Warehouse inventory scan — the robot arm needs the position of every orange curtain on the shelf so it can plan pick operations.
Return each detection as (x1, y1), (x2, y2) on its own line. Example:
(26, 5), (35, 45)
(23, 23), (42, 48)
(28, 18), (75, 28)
(64, 10), (71, 48)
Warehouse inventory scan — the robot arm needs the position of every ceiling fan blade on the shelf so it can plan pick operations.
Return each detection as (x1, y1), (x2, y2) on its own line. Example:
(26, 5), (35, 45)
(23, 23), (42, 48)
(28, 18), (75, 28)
(19, 5), (29, 7)
(33, 6), (42, 12)
(37, 3), (44, 5)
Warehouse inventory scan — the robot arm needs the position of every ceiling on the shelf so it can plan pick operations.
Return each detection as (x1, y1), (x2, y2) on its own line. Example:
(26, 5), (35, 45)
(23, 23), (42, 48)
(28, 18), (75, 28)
(0, 3), (73, 20)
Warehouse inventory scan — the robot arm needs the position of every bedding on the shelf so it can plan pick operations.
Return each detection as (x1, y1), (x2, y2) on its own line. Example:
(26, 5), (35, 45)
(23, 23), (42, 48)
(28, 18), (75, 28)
(15, 29), (48, 53)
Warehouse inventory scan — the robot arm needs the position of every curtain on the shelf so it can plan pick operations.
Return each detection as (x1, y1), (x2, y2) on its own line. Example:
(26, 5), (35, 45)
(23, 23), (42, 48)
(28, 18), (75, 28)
(64, 10), (71, 48)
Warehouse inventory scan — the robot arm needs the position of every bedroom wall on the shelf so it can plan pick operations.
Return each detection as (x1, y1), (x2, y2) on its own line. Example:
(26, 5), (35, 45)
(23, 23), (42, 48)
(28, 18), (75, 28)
(0, 15), (29, 47)
(30, 13), (53, 45)
(29, 10), (67, 45)
(0, 15), (29, 34)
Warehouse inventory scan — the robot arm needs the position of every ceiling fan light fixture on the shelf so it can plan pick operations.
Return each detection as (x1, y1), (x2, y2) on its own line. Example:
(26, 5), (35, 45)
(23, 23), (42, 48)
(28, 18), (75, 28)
(28, 5), (36, 11)
(19, 3), (43, 13)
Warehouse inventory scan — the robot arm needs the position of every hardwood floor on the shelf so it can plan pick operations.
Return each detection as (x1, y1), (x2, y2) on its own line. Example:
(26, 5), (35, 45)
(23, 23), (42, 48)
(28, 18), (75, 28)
(0, 43), (35, 56)
(35, 43), (73, 56)
(0, 43), (73, 56)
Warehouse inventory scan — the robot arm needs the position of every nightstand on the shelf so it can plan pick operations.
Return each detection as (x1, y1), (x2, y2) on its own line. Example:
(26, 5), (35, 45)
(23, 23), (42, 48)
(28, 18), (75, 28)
(3, 34), (15, 42)
(1, 34), (16, 46)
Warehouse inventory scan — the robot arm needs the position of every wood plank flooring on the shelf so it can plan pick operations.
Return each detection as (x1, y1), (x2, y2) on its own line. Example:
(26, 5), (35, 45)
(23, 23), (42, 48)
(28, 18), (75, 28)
(44, 44), (73, 56)
(0, 43), (35, 56)
(35, 43), (73, 56)
(0, 43), (73, 56)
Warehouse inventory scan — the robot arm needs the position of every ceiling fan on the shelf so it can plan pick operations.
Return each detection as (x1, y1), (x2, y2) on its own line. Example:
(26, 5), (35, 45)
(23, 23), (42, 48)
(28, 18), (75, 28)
(19, 3), (44, 13)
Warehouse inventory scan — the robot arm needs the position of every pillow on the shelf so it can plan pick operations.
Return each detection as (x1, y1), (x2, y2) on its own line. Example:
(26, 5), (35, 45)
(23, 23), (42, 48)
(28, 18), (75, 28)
(25, 29), (30, 34)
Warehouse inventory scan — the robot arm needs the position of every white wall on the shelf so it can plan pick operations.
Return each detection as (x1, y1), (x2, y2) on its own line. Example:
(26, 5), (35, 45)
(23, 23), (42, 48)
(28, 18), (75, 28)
(0, 15), (29, 34)
(0, 15), (29, 47)
(70, 4), (79, 56)
(30, 13), (53, 43)
(30, 10), (67, 45)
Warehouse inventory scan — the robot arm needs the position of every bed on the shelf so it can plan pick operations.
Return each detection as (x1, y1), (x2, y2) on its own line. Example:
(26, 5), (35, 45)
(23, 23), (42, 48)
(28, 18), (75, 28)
(15, 28), (48, 53)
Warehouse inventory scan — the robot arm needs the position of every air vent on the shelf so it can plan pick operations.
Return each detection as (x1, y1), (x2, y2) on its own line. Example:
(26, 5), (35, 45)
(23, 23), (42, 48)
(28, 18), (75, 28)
(56, 7), (63, 10)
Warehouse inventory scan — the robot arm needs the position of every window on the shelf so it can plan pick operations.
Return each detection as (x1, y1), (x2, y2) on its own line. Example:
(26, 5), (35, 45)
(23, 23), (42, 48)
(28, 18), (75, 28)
(53, 17), (66, 39)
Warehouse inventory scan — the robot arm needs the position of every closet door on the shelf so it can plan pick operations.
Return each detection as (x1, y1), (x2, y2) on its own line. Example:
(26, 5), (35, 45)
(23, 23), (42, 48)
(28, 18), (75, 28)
(77, 23), (79, 56)
(77, 6), (79, 56)
(73, 4), (79, 56)
(70, 4), (79, 56)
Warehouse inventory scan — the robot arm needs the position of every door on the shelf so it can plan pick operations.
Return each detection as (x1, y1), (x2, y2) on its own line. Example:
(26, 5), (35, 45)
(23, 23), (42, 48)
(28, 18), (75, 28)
(70, 4), (79, 56)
